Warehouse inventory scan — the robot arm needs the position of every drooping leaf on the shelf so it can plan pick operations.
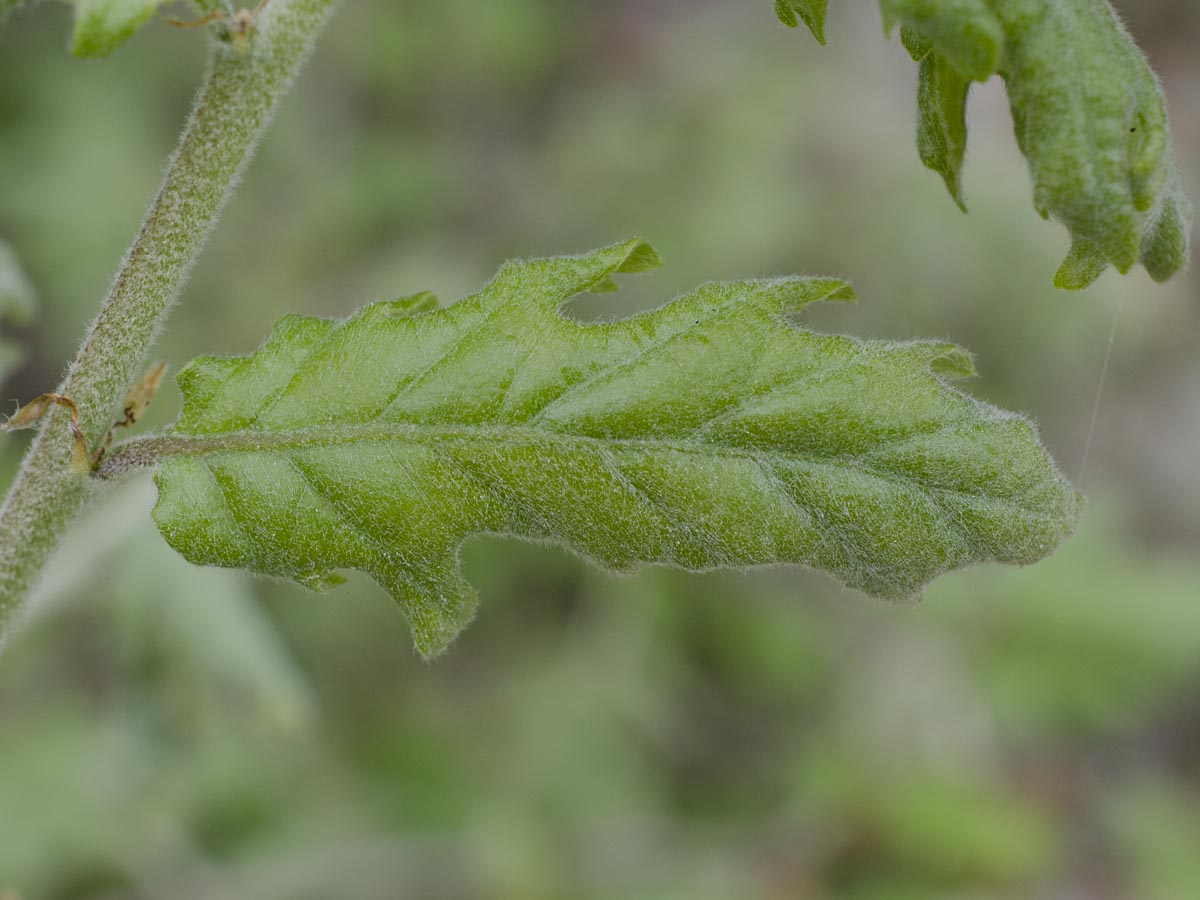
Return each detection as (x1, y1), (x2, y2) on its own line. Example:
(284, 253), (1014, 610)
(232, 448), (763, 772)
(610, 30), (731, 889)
(879, 0), (1002, 82)
(1053, 238), (1109, 292)
(776, 0), (1193, 287)
(992, 0), (1191, 287)
(103, 240), (1080, 656)
(773, 0), (829, 44)
(70, 0), (164, 57)
(915, 49), (970, 211)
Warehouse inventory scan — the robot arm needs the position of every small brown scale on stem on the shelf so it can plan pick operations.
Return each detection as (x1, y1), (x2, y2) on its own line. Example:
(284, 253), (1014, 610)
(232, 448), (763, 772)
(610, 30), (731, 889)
(3, 395), (89, 474)
(163, 0), (270, 51)
(4, 362), (168, 474)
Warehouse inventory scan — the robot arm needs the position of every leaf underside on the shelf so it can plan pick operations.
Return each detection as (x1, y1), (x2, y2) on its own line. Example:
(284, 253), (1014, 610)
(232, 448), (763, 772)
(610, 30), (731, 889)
(127, 241), (1080, 656)
(789, 0), (1193, 288)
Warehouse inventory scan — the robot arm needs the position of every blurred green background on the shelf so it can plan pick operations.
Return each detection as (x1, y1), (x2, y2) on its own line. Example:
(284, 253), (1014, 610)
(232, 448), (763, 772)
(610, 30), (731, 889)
(1, 1), (1198, 898)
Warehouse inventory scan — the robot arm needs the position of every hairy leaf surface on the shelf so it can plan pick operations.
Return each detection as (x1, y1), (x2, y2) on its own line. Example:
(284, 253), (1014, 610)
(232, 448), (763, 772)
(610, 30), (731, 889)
(782, 0), (1192, 287)
(108, 241), (1080, 656)
(991, 0), (1190, 288)
(774, 0), (829, 44)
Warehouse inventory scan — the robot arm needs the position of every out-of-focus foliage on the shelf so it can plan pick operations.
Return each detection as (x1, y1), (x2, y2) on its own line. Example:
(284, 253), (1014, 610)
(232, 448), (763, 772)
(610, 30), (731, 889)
(780, 0), (1194, 288)
(0, 0), (30, 23)
(774, 0), (829, 43)
(1, 0), (1198, 897)
(2, 504), (1199, 899)
(0, 238), (36, 388)
(1106, 782), (1200, 900)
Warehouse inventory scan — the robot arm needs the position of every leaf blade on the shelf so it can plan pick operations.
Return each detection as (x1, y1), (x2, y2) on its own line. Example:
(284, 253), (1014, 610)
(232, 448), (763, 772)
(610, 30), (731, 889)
(775, 0), (1193, 286)
(915, 50), (971, 211)
(992, 0), (1192, 285)
(125, 241), (1080, 655)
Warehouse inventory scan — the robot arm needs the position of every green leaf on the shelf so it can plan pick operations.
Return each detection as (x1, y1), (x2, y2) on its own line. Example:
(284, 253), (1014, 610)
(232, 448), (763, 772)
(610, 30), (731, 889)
(108, 240), (1080, 656)
(776, 0), (1192, 287)
(1053, 238), (1108, 291)
(773, 0), (829, 44)
(993, 0), (1192, 286)
(915, 49), (970, 211)
(71, 0), (165, 58)
(879, 0), (1003, 82)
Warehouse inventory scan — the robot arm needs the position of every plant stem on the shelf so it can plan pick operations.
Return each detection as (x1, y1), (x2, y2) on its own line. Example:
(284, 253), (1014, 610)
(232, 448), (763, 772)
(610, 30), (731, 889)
(0, 0), (337, 644)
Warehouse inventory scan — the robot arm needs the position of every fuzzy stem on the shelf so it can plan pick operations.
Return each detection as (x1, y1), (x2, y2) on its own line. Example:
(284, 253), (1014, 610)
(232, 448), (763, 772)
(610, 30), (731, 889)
(0, 0), (337, 644)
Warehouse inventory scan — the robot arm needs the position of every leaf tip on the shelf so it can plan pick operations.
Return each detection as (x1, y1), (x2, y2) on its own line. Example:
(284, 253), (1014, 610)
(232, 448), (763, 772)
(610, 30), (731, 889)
(299, 571), (347, 592)
(377, 563), (480, 660)
(928, 344), (976, 379)
(613, 238), (663, 275)
(773, 0), (827, 44)
(823, 279), (856, 303)
(387, 291), (440, 316)
(582, 239), (662, 294)
(1140, 183), (1192, 283)
(1053, 239), (1107, 291)
(408, 596), (477, 660)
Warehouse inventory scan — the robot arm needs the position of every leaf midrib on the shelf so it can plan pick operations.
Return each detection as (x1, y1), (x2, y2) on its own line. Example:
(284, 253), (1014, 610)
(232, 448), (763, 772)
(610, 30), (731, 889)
(98, 421), (1052, 519)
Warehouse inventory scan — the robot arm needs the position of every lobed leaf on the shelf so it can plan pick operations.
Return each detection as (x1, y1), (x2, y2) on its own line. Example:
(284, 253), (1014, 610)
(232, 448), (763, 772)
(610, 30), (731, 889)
(774, 0), (830, 44)
(105, 240), (1080, 656)
(780, 0), (1193, 287)
(991, 0), (1191, 287)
